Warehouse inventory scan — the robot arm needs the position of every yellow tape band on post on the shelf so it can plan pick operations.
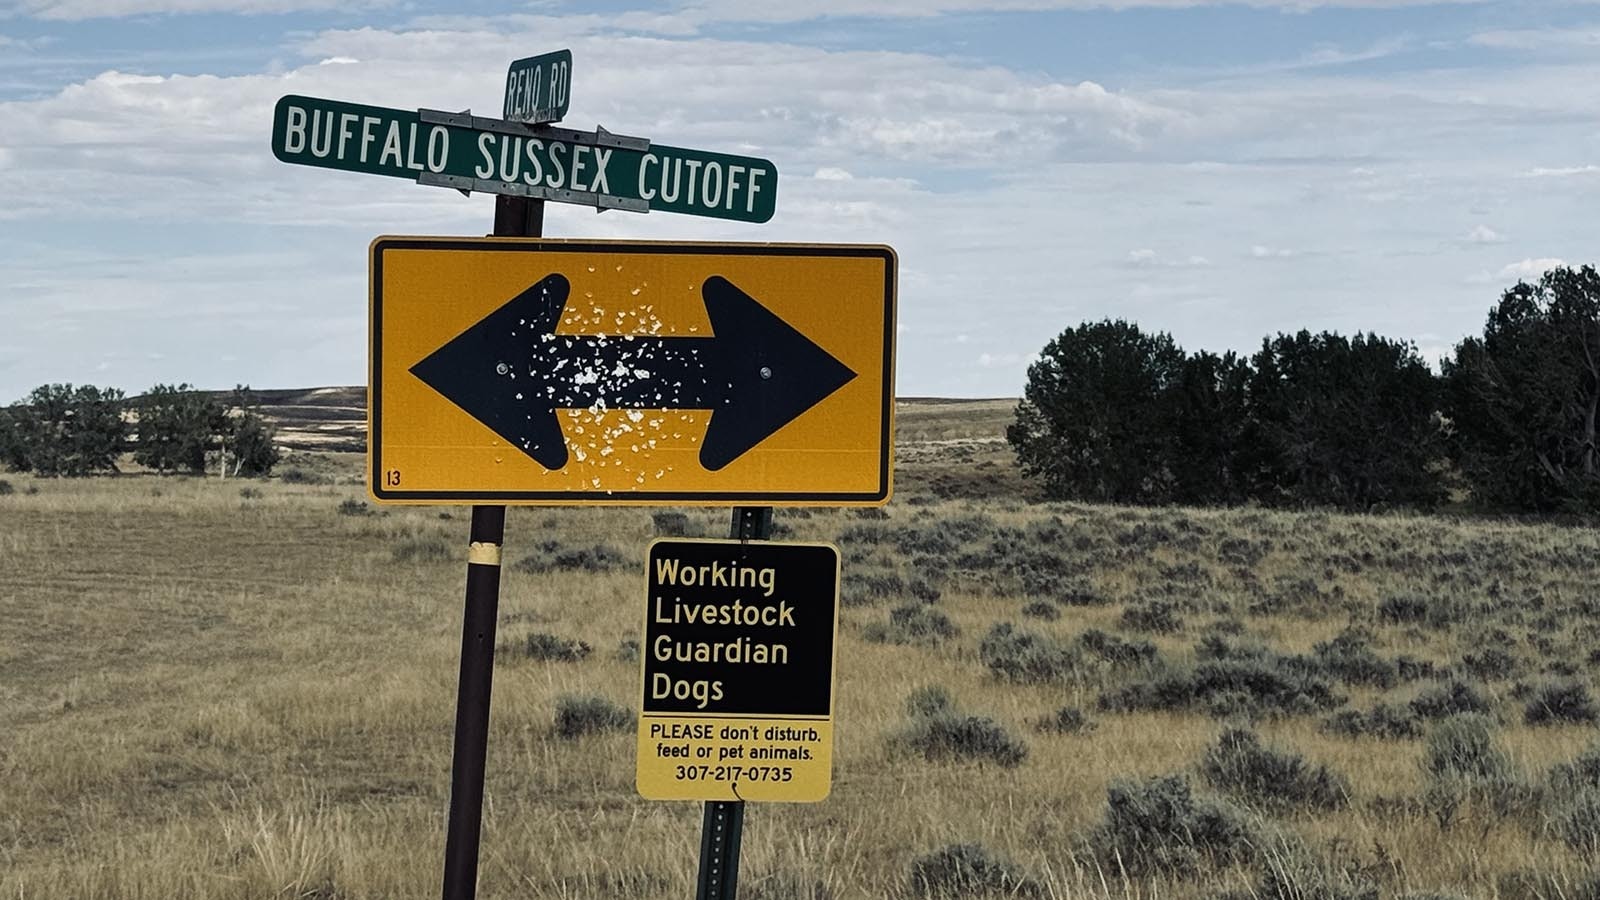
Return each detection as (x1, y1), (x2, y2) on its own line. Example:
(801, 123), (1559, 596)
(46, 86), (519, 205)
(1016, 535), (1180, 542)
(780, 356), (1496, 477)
(467, 542), (503, 566)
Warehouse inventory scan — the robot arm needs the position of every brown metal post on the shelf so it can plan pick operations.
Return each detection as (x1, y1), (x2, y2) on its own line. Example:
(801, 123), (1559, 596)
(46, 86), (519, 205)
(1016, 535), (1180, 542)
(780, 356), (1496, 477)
(694, 505), (772, 900)
(440, 195), (543, 900)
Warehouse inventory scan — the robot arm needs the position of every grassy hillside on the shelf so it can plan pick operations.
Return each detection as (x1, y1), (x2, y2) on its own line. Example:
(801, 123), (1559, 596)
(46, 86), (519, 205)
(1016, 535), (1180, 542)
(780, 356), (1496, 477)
(3, 400), (1599, 899)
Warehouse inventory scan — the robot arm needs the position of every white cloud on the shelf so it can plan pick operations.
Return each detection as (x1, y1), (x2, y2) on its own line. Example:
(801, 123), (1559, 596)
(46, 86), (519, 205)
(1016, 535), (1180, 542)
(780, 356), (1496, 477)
(672, 0), (1496, 29)
(1519, 165), (1600, 178)
(0, 30), (1185, 229)
(977, 351), (1037, 370)
(1463, 225), (1504, 244)
(1127, 248), (1211, 267)
(8, 0), (393, 20)
(3, 15), (1599, 399)
(6, 0), (1490, 23)
(1470, 27), (1600, 51)
(1250, 244), (1296, 258)
(1496, 258), (1566, 281)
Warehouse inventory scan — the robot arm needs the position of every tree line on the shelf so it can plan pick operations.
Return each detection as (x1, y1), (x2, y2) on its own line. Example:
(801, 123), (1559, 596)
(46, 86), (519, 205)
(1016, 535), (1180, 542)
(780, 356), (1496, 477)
(0, 384), (280, 477)
(1008, 264), (1600, 514)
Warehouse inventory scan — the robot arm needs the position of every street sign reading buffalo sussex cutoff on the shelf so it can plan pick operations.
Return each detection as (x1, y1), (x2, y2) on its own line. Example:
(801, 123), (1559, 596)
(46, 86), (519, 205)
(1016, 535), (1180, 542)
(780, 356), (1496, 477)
(271, 95), (777, 222)
(503, 50), (571, 124)
(369, 238), (897, 505)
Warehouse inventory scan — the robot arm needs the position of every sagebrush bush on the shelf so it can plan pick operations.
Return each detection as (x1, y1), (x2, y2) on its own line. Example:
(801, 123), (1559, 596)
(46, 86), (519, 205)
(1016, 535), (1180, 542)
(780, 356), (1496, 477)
(553, 694), (632, 738)
(907, 843), (1039, 898)
(1461, 646), (1521, 681)
(1423, 715), (1512, 783)
(650, 511), (692, 536)
(1036, 706), (1095, 735)
(336, 498), (371, 516)
(863, 604), (958, 646)
(1201, 728), (1349, 812)
(1420, 715), (1533, 821)
(513, 540), (630, 574)
(1410, 680), (1492, 720)
(908, 576), (942, 603)
(1321, 703), (1422, 740)
(1548, 741), (1600, 792)
(1523, 680), (1599, 725)
(894, 713), (1028, 768)
(1079, 629), (1158, 667)
(978, 623), (1081, 684)
(1496, 871), (1600, 900)
(1121, 599), (1184, 633)
(1098, 656), (1340, 719)
(905, 685), (954, 719)
(392, 536), (452, 563)
(1087, 774), (1256, 876)
(1056, 583), (1112, 607)
(1020, 600), (1059, 621)
(744, 872), (833, 900)
(842, 569), (905, 607)
(1377, 594), (1428, 624)
(1313, 627), (1398, 688)
(1556, 787), (1600, 853)
(896, 515), (997, 557)
(892, 688), (1027, 767)
(1250, 836), (1379, 900)
(238, 486), (262, 500)
(501, 632), (592, 662)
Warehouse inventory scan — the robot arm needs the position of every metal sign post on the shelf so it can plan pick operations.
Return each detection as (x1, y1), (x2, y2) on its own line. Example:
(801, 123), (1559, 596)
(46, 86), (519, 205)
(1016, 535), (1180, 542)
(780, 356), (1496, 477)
(439, 195), (544, 900)
(696, 506), (772, 900)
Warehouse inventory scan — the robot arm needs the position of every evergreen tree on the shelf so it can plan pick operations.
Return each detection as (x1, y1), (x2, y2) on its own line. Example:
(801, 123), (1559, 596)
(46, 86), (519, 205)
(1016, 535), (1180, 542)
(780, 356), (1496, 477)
(5, 384), (127, 476)
(1245, 331), (1444, 510)
(223, 385), (280, 477)
(1008, 320), (1186, 504)
(0, 405), (23, 471)
(1169, 350), (1250, 505)
(133, 383), (227, 474)
(1442, 265), (1600, 513)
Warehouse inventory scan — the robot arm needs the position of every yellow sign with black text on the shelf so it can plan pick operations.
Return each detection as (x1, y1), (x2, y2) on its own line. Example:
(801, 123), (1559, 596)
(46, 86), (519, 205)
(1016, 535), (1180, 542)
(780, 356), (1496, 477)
(369, 238), (896, 505)
(635, 539), (840, 803)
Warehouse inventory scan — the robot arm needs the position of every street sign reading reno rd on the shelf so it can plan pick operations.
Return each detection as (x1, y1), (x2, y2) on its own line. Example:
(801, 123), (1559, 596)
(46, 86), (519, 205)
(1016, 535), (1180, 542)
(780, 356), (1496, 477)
(272, 94), (777, 223)
(503, 50), (571, 124)
(368, 238), (897, 505)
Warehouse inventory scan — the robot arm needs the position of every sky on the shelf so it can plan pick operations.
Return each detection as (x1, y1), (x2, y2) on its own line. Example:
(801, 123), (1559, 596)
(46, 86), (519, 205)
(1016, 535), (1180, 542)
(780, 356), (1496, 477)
(0, 0), (1597, 402)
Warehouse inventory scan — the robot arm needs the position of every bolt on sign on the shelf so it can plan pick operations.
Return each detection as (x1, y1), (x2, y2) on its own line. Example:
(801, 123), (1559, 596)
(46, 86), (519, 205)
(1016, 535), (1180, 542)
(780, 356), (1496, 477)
(636, 539), (841, 803)
(368, 237), (897, 505)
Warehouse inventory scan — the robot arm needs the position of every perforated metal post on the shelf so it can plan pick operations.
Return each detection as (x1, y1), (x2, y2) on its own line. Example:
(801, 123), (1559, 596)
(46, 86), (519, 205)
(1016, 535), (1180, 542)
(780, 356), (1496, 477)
(440, 195), (543, 900)
(693, 505), (772, 900)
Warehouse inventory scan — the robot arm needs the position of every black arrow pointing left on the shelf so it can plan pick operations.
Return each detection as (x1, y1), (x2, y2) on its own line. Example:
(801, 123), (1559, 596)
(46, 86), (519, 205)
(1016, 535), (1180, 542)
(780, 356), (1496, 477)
(408, 273), (857, 472)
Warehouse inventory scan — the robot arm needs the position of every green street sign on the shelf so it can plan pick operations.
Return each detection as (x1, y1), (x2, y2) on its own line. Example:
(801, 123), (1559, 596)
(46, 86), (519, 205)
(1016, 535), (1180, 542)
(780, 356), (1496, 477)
(270, 94), (778, 223)
(504, 49), (571, 124)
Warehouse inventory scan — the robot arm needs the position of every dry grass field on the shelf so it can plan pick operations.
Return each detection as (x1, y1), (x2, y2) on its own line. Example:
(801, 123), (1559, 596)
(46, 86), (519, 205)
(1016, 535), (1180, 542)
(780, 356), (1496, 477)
(4, 398), (1600, 899)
